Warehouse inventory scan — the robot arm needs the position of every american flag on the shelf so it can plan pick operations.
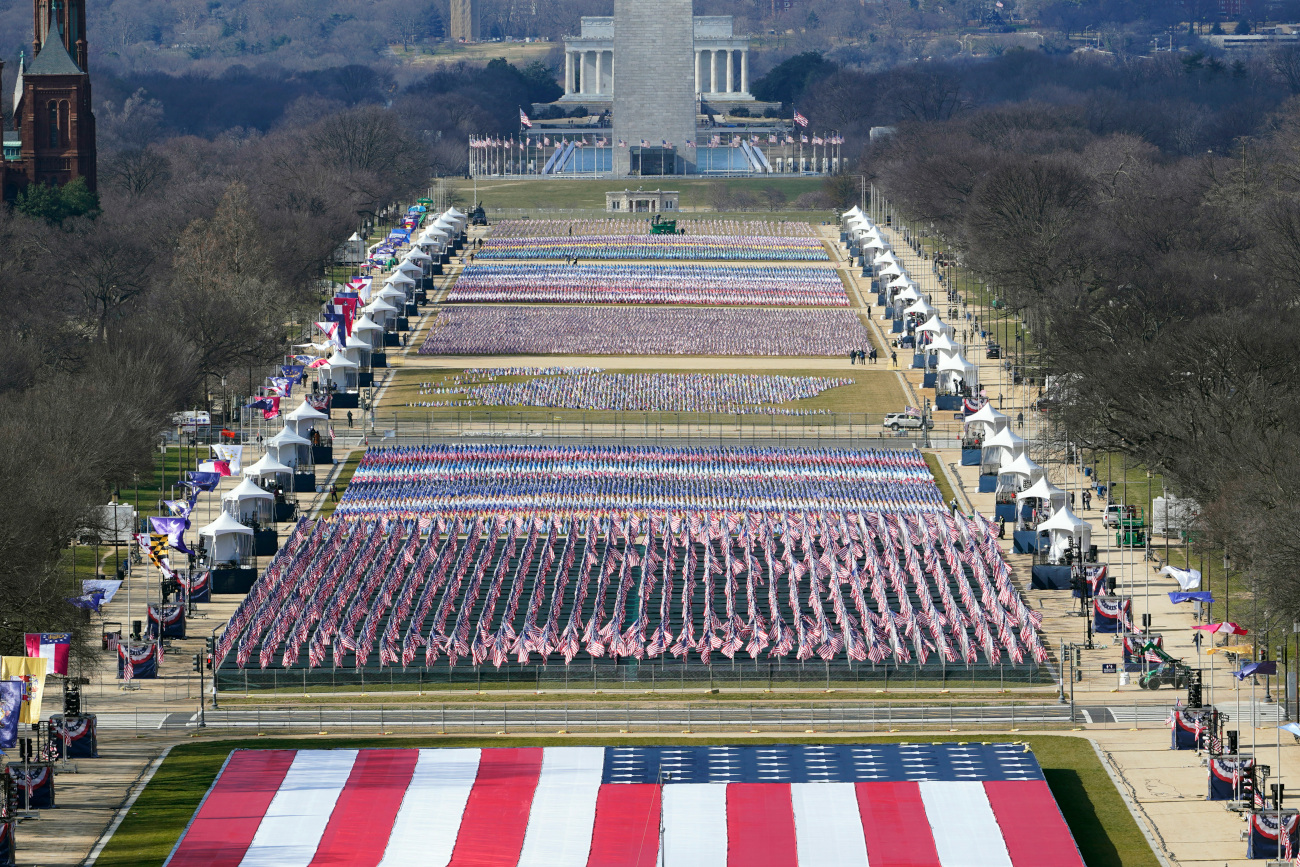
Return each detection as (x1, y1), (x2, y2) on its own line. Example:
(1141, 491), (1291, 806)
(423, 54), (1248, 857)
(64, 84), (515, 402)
(519, 108), (532, 128)
(793, 110), (809, 127)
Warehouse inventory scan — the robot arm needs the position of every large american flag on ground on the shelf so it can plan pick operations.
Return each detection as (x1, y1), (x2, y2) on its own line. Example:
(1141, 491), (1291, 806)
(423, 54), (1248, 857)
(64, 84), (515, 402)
(164, 743), (1084, 866)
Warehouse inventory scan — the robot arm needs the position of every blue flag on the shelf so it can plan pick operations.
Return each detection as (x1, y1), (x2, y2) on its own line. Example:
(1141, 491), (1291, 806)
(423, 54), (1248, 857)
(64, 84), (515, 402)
(0, 680), (20, 749)
(185, 471), (222, 492)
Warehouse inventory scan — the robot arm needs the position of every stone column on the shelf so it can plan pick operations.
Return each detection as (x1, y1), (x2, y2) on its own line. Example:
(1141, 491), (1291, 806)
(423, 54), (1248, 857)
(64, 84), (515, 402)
(565, 51), (574, 95)
(740, 49), (749, 94)
(595, 50), (605, 94)
(709, 50), (719, 93)
(695, 50), (703, 94)
(580, 51), (590, 94)
(725, 48), (734, 93)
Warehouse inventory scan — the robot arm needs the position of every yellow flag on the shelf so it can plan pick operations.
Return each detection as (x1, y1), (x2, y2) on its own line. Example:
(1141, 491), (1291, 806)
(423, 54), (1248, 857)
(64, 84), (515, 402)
(1, 656), (48, 724)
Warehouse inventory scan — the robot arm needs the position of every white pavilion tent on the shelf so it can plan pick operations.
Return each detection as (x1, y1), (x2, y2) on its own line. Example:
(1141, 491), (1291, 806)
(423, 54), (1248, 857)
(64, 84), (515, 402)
(1037, 507), (1092, 563)
(266, 426), (312, 469)
(198, 512), (254, 566)
(285, 400), (329, 438)
(222, 477), (274, 525)
(1017, 476), (1068, 523)
(242, 452), (292, 481)
(320, 350), (358, 391)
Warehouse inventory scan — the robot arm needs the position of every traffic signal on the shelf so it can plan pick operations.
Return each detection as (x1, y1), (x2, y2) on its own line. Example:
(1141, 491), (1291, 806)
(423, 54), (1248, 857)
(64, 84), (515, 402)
(192, 653), (203, 674)
(63, 684), (81, 716)
(1187, 669), (1203, 708)
(1241, 766), (1255, 804)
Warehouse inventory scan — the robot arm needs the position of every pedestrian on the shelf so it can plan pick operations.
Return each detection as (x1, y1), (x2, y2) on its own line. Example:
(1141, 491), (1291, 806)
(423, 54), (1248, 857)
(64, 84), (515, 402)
(329, 483), (339, 502)
(850, 350), (856, 365)
(1083, 489), (1091, 510)
(1016, 411), (1024, 428)
(998, 393), (1003, 409)
(1069, 491), (1076, 510)
(891, 351), (898, 367)
(347, 410), (354, 428)
(998, 518), (1006, 539)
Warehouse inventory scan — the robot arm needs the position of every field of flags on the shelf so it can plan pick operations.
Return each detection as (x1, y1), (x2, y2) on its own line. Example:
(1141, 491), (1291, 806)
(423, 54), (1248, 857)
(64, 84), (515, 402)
(446, 263), (849, 306)
(212, 445), (1049, 673)
(476, 233), (829, 262)
(417, 306), (869, 356)
(402, 371), (852, 415)
(487, 218), (819, 238)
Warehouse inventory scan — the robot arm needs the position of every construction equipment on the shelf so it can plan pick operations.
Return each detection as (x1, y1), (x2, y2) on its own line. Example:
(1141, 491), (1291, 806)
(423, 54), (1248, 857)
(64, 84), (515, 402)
(1136, 641), (1191, 690)
(649, 215), (681, 235)
(1115, 504), (1147, 548)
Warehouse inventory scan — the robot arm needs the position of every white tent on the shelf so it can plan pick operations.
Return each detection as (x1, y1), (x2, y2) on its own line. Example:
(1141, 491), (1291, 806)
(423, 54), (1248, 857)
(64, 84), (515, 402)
(862, 235), (890, 252)
(936, 352), (976, 393)
(1016, 476), (1068, 522)
(376, 285), (407, 307)
(198, 512), (254, 565)
(904, 298), (936, 319)
(385, 271), (416, 287)
(1002, 452), (1045, 487)
(365, 298), (400, 328)
(915, 316), (952, 338)
(352, 314), (384, 350)
(983, 424), (1025, 466)
(222, 477), (274, 525)
(878, 262), (905, 279)
(266, 426), (312, 469)
(887, 276), (915, 291)
(874, 250), (900, 267)
(405, 248), (432, 264)
(997, 451), (1043, 493)
(842, 206), (865, 221)
(965, 403), (1009, 438)
(285, 400), (329, 438)
(321, 350), (358, 390)
(1037, 507), (1091, 563)
(342, 330), (371, 368)
(927, 332), (960, 356)
(242, 452), (292, 480)
(892, 286), (921, 306)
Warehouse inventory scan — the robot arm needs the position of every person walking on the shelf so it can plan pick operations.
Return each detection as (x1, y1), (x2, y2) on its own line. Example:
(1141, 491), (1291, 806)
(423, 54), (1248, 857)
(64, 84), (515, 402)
(347, 411), (354, 428)
(891, 351), (898, 368)
(329, 483), (339, 502)
(850, 350), (857, 365)
(1016, 411), (1024, 428)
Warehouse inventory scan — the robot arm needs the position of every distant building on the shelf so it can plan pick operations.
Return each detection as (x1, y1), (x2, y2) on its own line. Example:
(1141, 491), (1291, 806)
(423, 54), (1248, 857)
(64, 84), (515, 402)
(0, 0), (97, 200)
(606, 189), (679, 212)
(450, 0), (480, 43)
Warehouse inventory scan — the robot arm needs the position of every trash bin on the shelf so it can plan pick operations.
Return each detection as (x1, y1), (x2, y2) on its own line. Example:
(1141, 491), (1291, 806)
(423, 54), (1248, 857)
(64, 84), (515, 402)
(1119, 671), (1130, 686)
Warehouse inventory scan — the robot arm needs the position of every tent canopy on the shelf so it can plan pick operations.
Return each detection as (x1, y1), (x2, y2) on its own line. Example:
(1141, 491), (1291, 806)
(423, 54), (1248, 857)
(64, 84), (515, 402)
(937, 353), (974, 373)
(1017, 476), (1066, 504)
(352, 314), (383, 333)
(1038, 506), (1086, 532)
(966, 404), (1008, 426)
(267, 427), (310, 448)
(243, 453), (292, 478)
(222, 477), (274, 503)
(385, 272), (416, 286)
(324, 350), (358, 369)
(927, 333), (959, 355)
(986, 426), (1024, 449)
(199, 512), (254, 537)
(1002, 452), (1043, 479)
(286, 400), (328, 422)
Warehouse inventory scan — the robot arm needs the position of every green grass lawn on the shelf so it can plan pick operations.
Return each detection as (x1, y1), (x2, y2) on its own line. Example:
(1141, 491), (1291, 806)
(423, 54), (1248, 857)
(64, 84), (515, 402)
(923, 452), (957, 507)
(465, 177), (828, 213)
(317, 453), (361, 519)
(375, 366), (907, 423)
(97, 734), (1157, 867)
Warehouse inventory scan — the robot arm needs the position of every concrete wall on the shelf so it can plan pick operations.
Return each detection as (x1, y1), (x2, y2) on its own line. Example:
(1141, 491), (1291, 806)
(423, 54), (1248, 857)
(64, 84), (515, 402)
(612, 0), (697, 176)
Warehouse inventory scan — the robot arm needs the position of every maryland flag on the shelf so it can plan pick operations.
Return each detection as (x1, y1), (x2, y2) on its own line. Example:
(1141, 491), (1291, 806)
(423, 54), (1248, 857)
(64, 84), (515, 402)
(145, 533), (174, 576)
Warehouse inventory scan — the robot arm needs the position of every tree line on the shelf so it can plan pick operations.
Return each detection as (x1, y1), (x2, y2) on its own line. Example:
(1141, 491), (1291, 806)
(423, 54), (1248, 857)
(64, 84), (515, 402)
(0, 103), (429, 660)
(865, 51), (1300, 630)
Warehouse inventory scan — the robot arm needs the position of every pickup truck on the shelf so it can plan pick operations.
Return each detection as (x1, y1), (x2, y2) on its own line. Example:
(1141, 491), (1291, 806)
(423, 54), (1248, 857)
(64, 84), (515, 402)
(882, 412), (933, 431)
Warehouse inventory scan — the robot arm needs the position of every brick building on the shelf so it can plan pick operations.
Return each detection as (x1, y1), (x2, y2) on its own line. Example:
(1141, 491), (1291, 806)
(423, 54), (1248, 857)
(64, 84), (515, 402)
(1, 0), (97, 201)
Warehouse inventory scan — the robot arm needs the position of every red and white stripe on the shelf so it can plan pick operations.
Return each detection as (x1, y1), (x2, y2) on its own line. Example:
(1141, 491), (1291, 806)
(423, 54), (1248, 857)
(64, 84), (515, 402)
(166, 749), (1085, 867)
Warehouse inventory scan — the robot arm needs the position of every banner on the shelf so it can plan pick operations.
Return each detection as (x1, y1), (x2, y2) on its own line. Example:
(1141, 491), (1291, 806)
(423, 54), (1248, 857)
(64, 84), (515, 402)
(0, 680), (20, 749)
(24, 633), (69, 676)
(212, 444), (243, 474)
(0, 657), (47, 723)
(149, 516), (192, 556)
